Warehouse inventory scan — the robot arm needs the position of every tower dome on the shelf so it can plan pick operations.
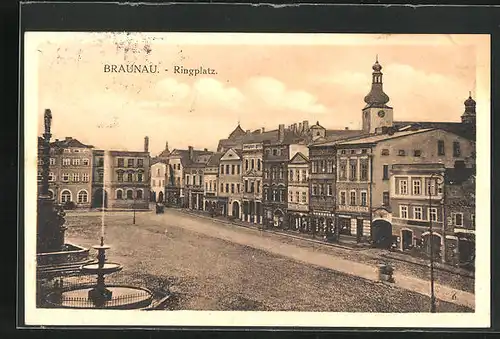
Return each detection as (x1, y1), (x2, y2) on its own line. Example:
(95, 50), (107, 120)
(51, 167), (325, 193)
(461, 92), (476, 125)
(364, 56), (390, 108)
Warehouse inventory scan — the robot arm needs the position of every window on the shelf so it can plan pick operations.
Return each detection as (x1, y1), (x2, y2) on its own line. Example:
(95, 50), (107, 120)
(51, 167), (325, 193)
(437, 140), (445, 155)
(312, 185), (318, 196)
(50, 158), (56, 165)
(256, 181), (261, 194)
(280, 189), (286, 202)
(48, 172), (56, 181)
(237, 183), (240, 193)
(138, 173), (143, 182)
(349, 191), (356, 205)
(250, 181), (255, 193)
(226, 184), (229, 193)
(412, 179), (421, 195)
(471, 214), (475, 227)
(231, 165), (235, 175)
(37, 171), (42, 181)
(360, 161), (368, 181)
(350, 150), (355, 154)
(72, 158), (81, 166)
(251, 159), (255, 169)
(72, 173), (80, 182)
(245, 159), (249, 170)
(73, 149), (80, 153)
(400, 205), (408, 219)
(453, 141), (461, 157)
(82, 173), (89, 182)
(117, 158), (124, 167)
(340, 191), (346, 205)
(414, 207), (423, 220)
(381, 149), (389, 156)
(257, 159), (261, 171)
(98, 172), (104, 182)
(63, 158), (71, 166)
(339, 164), (347, 180)
(206, 182), (209, 191)
(319, 184), (324, 195)
(383, 165), (389, 180)
(454, 213), (463, 226)
(302, 170), (307, 182)
(272, 189), (277, 201)
(157, 168), (161, 176)
(350, 163), (357, 181)
(226, 165), (230, 174)
(136, 190), (143, 199)
(279, 167), (284, 179)
(327, 184), (333, 196)
(63, 149), (71, 153)
(399, 179), (408, 195)
(398, 150), (406, 156)
(341, 150), (346, 155)
(295, 191), (300, 202)
(127, 173), (133, 182)
(126, 190), (133, 199)
(289, 191), (293, 202)
(272, 149), (277, 156)
(429, 208), (438, 221)
(383, 191), (389, 206)
(413, 150), (422, 157)
(98, 158), (104, 167)
(152, 179), (156, 187)
(245, 180), (249, 192)
(289, 170), (294, 181)
(426, 178), (436, 196)
(360, 191), (367, 206)
(61, 190), (72, 203)
(296, 169), (300, 182)
(264, 188), (269, 201)
(220, 165), (224, 174)
(301, 192), (307, 203)
(137, 159), (144, 167)
(361, 149), (367, 154)
(77, 190), (88, 203)
(117, 172), (123, 182)
(237, 165), (240, 174)
(311, 161), (317, 174)
(62, 173), (69, 182)
(231, 184), (235, 193)
(221, 183), (224, 192)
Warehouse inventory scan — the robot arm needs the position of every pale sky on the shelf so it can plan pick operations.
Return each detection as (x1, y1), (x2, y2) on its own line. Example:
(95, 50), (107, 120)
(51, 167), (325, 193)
(30, 33), (489, 155)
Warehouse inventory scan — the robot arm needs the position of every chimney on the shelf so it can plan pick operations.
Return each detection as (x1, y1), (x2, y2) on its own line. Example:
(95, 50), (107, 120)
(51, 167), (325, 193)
(293, 123), (297, 132)
(298, 122), (303, 132)
(246, 130), (251, 134)
(188, 146), (194, 160)
(144, 136), (149, 152)
(204, 148), (208, 152)
(55, 139), (59, 142)
(65, 137), (71, 140)
(302, 120), (309, 131)
(278, 124), (285, 142)
(345, 127), (349, 130)
(261, 127), (265, 133)
(165, 141), (169, 152)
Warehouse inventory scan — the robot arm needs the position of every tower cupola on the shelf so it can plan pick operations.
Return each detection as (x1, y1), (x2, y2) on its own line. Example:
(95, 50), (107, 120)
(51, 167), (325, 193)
(461, 91), (476, 125)
(364, 56), (390, 108)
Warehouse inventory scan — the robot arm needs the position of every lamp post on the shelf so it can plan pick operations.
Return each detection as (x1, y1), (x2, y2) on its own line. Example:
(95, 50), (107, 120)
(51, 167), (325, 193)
(133, 193), (136, 225)
(428, 172), (444, 313)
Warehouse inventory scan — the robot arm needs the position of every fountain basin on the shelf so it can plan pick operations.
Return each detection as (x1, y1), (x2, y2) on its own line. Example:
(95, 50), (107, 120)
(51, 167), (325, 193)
(81, 262), (123, 275)
(45, 285), (154, 309)
(37, 243), (91, 278)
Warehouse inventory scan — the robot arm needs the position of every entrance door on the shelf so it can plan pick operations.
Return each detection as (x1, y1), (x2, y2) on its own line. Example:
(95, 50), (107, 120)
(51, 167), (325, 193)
(356, 219), (363, 242)
(372, 220), (393, 249)
(232, 201), (240, 218)
(402, 230), (413, 250)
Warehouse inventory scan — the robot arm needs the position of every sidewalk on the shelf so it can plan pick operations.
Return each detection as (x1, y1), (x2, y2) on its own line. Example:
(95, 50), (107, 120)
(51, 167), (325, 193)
(178, 208), (472, 278)
(174, 208), (475, 310)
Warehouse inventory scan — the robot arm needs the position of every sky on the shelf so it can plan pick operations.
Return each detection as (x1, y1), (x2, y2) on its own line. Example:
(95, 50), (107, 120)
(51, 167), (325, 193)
(28, 33), (489, 156)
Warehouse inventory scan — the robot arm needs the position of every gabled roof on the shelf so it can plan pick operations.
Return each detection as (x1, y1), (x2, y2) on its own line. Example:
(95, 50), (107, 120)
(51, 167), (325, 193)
(290, 152), (309, 164)
(168, 148), (213, 166)
(220, 148), (243, 161)
(206, 152), (224, 167)
(336, 128), (435, 146)
(394, 121), (474, 141)
(50, 137), (94, 149)
(228, 124), (246, 140)
(217, 129), (280, 151)
(151, 157), (167, 166)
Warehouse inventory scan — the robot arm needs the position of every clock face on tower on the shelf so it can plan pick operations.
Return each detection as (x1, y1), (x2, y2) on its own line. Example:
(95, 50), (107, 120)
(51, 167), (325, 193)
(378, 110), (385, 118)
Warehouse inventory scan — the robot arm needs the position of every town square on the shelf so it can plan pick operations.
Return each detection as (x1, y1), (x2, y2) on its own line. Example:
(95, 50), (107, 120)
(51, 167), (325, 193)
(28, 33), (486, 319)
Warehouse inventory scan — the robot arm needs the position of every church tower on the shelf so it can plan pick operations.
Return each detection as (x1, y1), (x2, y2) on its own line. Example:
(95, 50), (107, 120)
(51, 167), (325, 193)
(461, 92), (476, 125)
(362, 57), (394, 134)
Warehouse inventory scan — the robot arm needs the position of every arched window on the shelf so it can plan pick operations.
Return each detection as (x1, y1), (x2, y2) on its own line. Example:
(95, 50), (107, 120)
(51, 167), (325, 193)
(48, 189), (54, 199)
(126, 189), (133, 199)
(77, 190), (88, 203)
(116, 189), (123, 200)
(127, 173), (133, 182)
(136, 190), (143, 199)
(257, 159), (261, 171)
(61, 189), (72, 203)
(245, 159), (249, 170)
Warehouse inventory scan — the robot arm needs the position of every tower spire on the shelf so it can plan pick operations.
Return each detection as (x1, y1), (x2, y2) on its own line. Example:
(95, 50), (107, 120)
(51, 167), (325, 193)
(363, 57), (390, 108)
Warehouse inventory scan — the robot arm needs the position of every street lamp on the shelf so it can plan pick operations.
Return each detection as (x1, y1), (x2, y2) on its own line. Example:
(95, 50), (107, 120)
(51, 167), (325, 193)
(428, 172), (444, 313)
(133, 193), (136, 225)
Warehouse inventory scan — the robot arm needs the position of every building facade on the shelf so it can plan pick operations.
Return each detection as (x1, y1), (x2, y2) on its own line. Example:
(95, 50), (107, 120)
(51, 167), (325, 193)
(37, 137), (94, 209)
(203, 152), (223, 214)
(91, 137), (151, 210)
(150, 160), (167, 203)
(287, 152), (310, 232)
(184, 148), (212, 211)
(218, 148), (243, 217)
(241, 142), (264, 224)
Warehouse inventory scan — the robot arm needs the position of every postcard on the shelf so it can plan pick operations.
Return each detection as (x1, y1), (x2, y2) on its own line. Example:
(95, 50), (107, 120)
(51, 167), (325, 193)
(23, 31), (490, 328)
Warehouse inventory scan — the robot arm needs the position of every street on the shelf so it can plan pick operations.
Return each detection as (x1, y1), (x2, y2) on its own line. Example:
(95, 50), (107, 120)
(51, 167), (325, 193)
(64, 209), (473, 312)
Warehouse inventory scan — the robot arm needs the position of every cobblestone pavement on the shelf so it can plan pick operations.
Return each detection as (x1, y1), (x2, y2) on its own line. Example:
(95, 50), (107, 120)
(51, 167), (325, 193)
(64, 211), (472, 312)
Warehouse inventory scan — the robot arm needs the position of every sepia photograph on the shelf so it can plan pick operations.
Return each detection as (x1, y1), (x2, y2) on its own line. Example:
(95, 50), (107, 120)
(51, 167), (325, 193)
(23, 32), (490, 328)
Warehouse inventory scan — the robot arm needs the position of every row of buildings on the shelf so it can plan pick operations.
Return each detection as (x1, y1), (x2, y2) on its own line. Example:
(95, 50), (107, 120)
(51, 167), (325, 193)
(150, 59), (476, 266)
(37, 136), (151, 210)
(38, 59), (476, 267)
